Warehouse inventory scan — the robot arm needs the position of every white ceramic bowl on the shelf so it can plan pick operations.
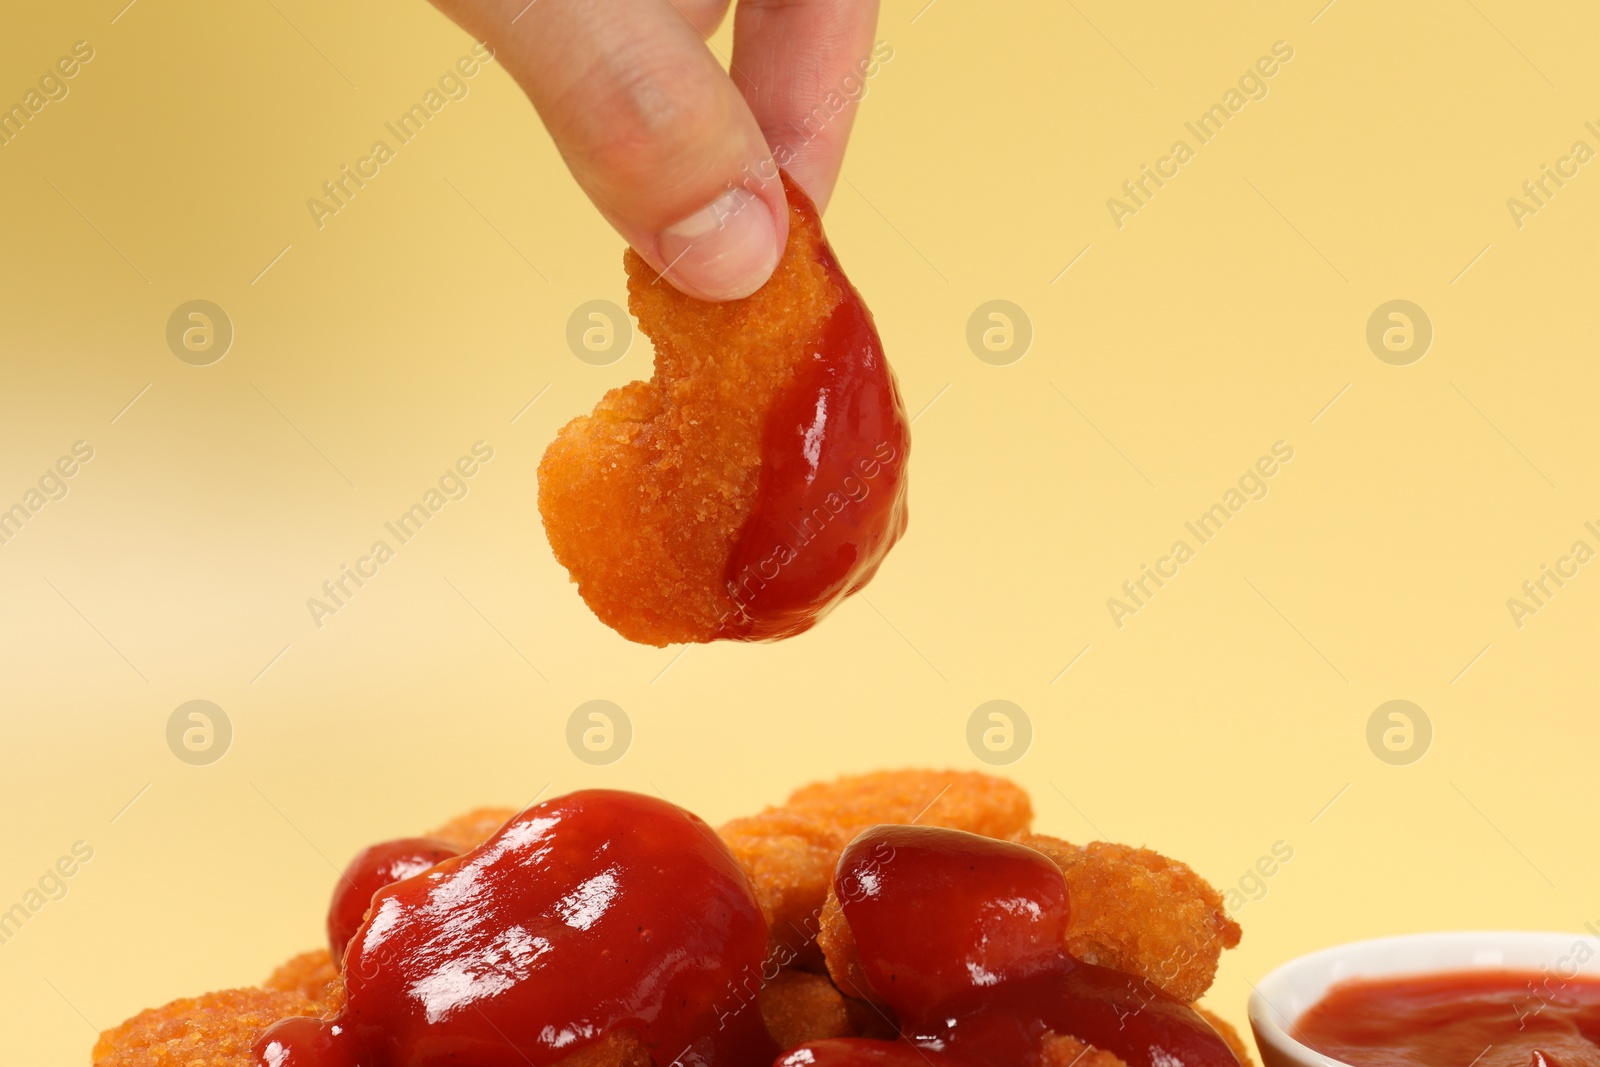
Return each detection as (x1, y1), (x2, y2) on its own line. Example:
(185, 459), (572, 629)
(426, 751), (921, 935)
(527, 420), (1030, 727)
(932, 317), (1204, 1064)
(1248, 931), (1600, 1067)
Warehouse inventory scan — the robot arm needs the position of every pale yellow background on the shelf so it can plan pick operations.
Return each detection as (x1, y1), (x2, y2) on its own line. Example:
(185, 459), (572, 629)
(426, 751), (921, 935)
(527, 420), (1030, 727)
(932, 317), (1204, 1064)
(4, 0), (1599, 1062)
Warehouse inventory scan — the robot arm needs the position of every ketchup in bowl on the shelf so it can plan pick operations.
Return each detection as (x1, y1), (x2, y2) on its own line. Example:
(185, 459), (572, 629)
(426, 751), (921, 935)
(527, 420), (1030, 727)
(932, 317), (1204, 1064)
(1298, 969), (1600, 1067)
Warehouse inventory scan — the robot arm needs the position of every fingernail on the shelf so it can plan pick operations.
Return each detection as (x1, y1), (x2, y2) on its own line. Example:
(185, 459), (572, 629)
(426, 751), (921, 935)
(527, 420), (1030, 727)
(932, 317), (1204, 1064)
(657, 188), (782, 301)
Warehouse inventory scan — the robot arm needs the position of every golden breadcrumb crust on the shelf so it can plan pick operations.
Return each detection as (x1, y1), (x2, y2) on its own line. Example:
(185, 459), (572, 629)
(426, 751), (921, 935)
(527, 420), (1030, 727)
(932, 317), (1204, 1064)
(1039, 1032), (1132, 1067)
(1195, 1005), (1256, 1067)
(759, 969), (859, 1049)
(1017, 833), (1241, 1004)
(92, 988), (322, 1067)
(262, 950), (338, 1004)
(426, 806), (516, 851)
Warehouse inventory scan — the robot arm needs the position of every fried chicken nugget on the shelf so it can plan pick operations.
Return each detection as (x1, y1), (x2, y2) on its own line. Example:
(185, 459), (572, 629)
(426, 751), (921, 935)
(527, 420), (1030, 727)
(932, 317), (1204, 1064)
(1039, 1033), (1131, 1067)
(549, 1029), (653, 1067)
(1194, 1006), (1256, 1067)
(538, 174), (847, 648)
(817, 831), (1239, 1006)
(720, 807), (845, 968)
(760, 969), (860, 1049)
(815, 893), (875, 1002)
(95, 990), (650, 1067)
(1017, 834), (1240, 1004)
(719, 771), (1033, 966)
(92, 988), (323, 1067)
(426, 806), (517, 851)
(262, 950), (339, 1004)
(758, 969), (900, 1050)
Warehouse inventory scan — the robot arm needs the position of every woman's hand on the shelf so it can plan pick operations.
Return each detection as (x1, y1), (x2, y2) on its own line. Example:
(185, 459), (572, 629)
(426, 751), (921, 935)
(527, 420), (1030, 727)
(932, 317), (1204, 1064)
(428, 0), (882, 300)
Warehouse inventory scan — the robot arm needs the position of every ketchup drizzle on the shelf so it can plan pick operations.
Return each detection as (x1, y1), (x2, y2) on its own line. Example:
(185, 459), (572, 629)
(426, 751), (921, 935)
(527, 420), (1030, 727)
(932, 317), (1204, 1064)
(255, 790), (775, 1067)
(325, 837), (460, 966)
(718, 174), (911, 642)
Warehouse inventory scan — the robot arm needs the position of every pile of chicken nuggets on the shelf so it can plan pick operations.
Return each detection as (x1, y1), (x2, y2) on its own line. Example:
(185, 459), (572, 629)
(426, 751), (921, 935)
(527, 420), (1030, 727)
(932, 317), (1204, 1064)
(93, 771), (1251, 1067)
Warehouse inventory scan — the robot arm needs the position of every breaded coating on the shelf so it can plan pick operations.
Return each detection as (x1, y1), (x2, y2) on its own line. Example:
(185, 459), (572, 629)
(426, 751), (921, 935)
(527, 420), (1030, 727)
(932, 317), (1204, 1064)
(816, 890), (875, 1001)
(1017, 834), (1240, 1004)
(551, 1029), (653, 1067)
(820, 832), (1239, 1006)
(1194, 1006), (1255, 1067)
(782, 771), (1033, 837)
(720, 771), (1033, 966)
(1039, 1032), (1131, 1067)
(95, 991), (647, 1067)
(426, 806), (516, 851)
(92, 988), (322, 1066)
(720, 807), (842, 968)
(538, 174), (843, 647)
(262, 949), (338, 1004)
(760, 969), (860, 1050)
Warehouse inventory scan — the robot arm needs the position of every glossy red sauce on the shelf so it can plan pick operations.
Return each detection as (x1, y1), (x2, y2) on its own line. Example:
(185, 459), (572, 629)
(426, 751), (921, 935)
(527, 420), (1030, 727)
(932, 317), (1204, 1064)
(254, 790), (775, 1067)
(783, 825), (1240, 1067)
(326, 837), (460, 965)
(718, 176), (910, 641)
(1298, 969), (1600, 1067)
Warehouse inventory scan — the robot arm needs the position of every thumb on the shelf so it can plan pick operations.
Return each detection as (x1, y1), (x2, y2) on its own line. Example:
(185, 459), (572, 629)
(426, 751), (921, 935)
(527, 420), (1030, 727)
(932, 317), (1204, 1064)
(430, 0), (789, 301)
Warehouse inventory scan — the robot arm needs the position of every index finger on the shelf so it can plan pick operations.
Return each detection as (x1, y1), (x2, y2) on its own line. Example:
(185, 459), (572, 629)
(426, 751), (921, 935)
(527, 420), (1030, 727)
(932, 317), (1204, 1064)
(730, 0), (885, 212)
